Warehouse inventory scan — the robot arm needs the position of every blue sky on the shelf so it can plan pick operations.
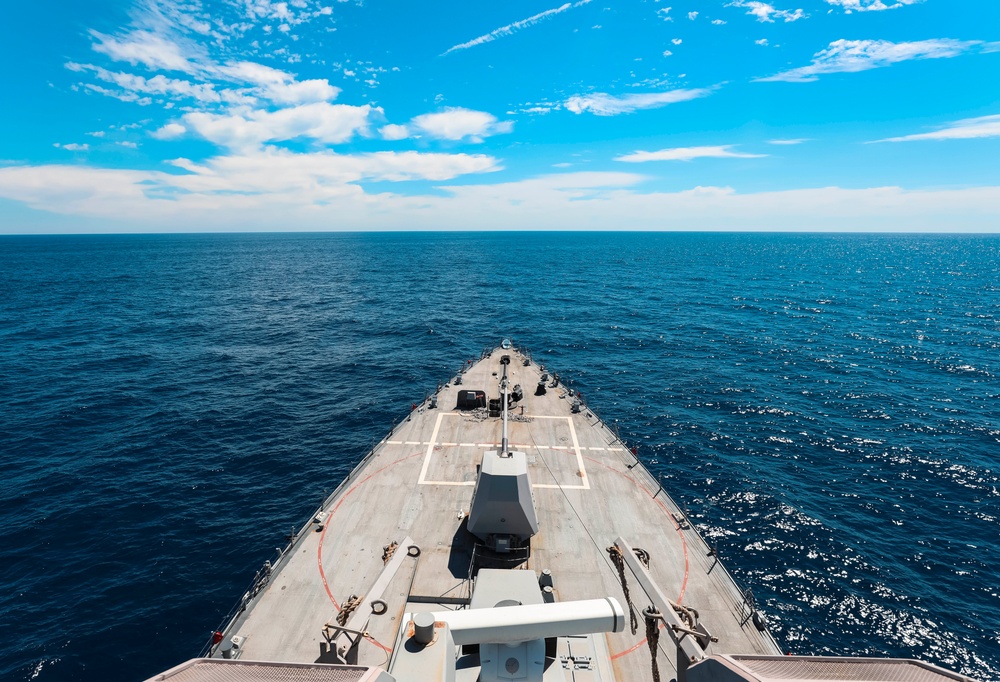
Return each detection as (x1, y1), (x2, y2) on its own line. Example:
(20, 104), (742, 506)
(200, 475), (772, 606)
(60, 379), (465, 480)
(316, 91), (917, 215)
(1, 0), (998, 232)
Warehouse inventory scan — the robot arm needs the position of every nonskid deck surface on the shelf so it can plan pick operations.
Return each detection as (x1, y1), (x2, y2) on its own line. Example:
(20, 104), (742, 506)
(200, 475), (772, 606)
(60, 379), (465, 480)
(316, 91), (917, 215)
(219, 348), (781, 679)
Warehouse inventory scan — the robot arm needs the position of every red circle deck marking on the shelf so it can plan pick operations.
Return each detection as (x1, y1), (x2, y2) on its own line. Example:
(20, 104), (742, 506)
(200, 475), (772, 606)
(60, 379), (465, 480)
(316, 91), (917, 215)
(315, 451), (422, 654)
(581, 456), (691, 660)
(317, 452), (423, 607)
(611, 622), (666, 660)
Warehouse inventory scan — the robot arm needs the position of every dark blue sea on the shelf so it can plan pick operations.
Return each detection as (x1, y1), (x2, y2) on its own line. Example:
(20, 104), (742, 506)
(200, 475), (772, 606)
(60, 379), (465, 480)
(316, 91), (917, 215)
(1, 232), (998, 681)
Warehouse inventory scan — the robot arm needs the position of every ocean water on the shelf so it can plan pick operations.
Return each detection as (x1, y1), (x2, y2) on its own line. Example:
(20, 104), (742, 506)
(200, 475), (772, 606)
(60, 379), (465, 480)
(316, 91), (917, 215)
(0, 232), (997, 681)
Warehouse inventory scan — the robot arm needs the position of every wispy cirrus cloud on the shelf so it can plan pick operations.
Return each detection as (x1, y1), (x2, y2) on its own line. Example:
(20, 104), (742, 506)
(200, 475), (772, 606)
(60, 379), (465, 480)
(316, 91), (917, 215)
(727, 1), (806, 23)
(825, 0), (922, 12)
(615, 145), (766, 162)
(873, 114), (1000, 142)
(135, 0), (335, 44)
(755, 38), (981, 82)
(74, 0), (357, 113)
(71, 55), (341, 109)
(240, 0), (334, 25)
(90, 29), (201, 73)
(88, 0), (338, 70)
(67, 62), (227, 104)
(564, 88), (714, 116)
(442, 0), (591, 55)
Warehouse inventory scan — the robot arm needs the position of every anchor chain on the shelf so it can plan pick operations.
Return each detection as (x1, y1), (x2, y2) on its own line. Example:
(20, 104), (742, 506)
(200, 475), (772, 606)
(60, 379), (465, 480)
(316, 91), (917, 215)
(644, 607), (662, 682)
(607, 545), (639, 635)
(336, 594), (363, 626)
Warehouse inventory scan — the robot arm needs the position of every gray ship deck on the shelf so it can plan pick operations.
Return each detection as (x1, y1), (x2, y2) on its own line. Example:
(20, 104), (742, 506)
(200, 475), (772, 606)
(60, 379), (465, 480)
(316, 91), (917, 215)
(214, 347), (782, 680)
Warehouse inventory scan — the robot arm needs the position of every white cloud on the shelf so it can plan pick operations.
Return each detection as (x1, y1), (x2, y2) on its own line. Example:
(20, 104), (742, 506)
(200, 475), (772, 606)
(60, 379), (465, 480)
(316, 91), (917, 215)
(355, 151), (501, 181)
(379, 124), (411, 141)
(825, 0), (921, 12)
(409, 108), (513, 142)
(755, 38), (769, 46)
(727, 1), (806, 23)
(153, 123), (187, 139)
(5, 164), (1000, 232)
(179, 102), (375, 150)
(768, 138), (809, 144)
(88, 0), (338, 69)
(216, 61), (339, 104)
(68, 62), (224, 103)
(0, 148), (502, 225)
(82, 82), (152, 105)
(688, 11), (699, 19)
(672, 38), (683, 45)
(245, 0), (293, 21)
(258, 76), (338, 105)
(514, 103), (556, 114)
(130, 0), (215, 37)
(564, 88), (713, 116)
(873, 114), (1000, 142)
(712, 18), (727, 24)
(756, 38), (980, 82)
(54, 143), (90, 151)
(74, 51), (338, 109)
(90, 29), (200, 73)
(361, 151), (503, 182)
(443, 0), (592, 55)
(231, 0), (336, 30)
(658, 7), (674, 21)
(0, 165), (168, 218)
(662, 50), (674, 57)
(615, 145), (766, 162)
(80, 1), (342, 111)
(164, 148), (501, 192)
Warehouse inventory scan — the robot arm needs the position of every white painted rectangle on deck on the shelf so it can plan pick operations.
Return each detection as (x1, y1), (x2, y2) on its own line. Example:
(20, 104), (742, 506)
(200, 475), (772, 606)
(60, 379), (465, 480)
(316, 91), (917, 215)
(417, 413), (589, 490)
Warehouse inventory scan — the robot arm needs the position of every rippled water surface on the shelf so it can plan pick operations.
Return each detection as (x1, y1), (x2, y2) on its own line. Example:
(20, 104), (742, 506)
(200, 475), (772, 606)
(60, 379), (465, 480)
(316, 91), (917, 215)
(1, 232), (998, 680)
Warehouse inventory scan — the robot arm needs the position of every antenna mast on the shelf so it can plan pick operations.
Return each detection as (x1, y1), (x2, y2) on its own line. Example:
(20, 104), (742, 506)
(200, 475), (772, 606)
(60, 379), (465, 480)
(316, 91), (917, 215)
(500, 359), (510, 456)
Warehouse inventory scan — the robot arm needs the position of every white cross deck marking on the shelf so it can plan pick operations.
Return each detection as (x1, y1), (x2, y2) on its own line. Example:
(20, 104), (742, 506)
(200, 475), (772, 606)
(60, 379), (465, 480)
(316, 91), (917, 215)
(416, 411), (445, 486)
(388, 439), (612, 452)
(414, 412), (591, 489)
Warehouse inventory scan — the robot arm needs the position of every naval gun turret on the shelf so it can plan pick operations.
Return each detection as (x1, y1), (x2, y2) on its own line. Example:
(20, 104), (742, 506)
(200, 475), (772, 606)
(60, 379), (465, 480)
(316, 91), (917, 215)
(467, 355), (539, 553)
